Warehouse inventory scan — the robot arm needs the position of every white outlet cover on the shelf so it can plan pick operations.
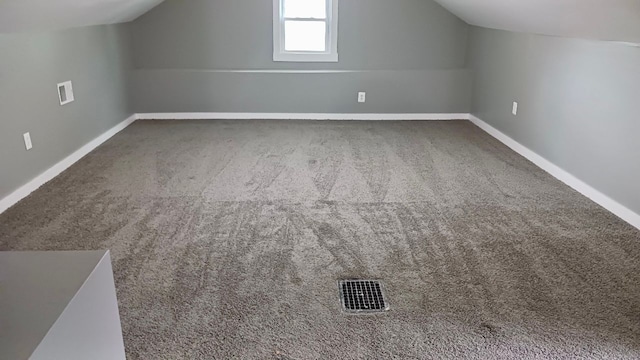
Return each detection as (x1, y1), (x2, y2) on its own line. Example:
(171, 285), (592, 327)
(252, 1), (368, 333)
(358, 92), (366, 103)
(23, 132), (33, 150)
(512, 101), (519, 115)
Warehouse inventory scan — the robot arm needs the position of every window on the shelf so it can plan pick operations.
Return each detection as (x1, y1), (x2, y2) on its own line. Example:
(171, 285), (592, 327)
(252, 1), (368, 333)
(273, 0), (339, 62)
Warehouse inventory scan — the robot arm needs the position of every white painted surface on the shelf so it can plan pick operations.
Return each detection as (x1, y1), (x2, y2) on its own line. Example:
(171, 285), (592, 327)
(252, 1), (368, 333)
(470, 114), (640, 231)
(272, 0), (339, 62)
(0, 251), (110, 360)
(30, 252), (126, 360)
(23, 132), (33, 150)
(0, 114), (136, 215)
(433, 0), (640, 43)
(135, 112), (471, 121)
(57, 81), (75, 106)
(0, 0), (165, 33)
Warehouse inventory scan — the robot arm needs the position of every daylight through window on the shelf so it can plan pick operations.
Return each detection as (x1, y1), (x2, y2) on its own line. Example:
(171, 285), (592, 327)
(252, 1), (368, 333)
(273, 0), (339, 62)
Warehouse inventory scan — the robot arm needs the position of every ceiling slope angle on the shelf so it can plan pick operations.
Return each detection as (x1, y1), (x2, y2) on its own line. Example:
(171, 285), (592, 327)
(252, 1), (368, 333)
(0, 0), (166, 33)
(433, 0), (640, 44)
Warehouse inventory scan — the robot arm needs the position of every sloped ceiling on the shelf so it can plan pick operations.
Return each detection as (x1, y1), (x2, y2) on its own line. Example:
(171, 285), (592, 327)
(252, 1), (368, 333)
(0, 0), (165, 33)
(2, 0), (638, 42)
(433, 0), (640, 43)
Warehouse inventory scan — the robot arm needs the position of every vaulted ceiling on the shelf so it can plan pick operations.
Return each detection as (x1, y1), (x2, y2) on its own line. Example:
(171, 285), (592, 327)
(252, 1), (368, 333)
(0, 0), (165, 33)
(1, 0), (639, 44)
(433, 0), (640, 43)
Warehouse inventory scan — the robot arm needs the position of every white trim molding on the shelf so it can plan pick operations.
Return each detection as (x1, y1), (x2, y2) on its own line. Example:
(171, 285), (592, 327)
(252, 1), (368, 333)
(135, 113), (470, 121)
(0, 114), (137, 215)
(273, 0), (339, 62)
(469, 114), (640, 231)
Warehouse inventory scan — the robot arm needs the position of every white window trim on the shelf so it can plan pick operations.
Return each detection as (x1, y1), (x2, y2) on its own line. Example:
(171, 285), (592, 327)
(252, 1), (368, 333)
(273, 0), (339, 62)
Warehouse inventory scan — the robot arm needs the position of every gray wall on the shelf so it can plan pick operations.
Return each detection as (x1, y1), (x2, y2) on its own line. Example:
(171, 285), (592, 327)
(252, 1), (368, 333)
(0, 24), (133, 200)
(130, 0), (471, 113)
(467, 26), (640, 214)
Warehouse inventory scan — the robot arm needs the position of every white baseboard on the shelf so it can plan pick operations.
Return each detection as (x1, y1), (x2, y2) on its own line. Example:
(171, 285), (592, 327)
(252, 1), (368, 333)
(469, 114), (640, 231)
(135, 112), (471, 121)
(0, 114), (137, 215)
(9, 112), (635, 231)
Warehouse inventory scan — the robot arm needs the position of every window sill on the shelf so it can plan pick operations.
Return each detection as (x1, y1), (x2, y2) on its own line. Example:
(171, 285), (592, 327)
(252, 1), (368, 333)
(273, 52), (339, 63)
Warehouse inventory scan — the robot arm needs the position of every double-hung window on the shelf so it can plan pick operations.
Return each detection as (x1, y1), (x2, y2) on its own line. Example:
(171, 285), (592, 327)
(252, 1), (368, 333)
(273, 0), (339, 62)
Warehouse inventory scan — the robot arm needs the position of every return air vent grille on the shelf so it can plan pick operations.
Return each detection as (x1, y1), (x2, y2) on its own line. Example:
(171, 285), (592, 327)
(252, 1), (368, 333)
(57, 81), (74, 105)
(339, 280), (389, 313)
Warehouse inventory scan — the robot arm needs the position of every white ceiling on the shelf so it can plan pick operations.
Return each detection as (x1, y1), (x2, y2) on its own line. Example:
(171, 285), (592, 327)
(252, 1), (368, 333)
(0, 0), (165, 33)
(433, 0), (640, 43)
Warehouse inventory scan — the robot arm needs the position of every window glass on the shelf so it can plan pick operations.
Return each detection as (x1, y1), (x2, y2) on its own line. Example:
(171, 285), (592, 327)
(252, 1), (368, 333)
(284, 0), (327, 19)
(284, 21), (327, 51)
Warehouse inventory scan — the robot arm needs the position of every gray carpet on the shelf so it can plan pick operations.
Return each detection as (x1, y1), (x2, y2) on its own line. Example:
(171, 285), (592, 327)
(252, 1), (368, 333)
(1, 120), (640, 359)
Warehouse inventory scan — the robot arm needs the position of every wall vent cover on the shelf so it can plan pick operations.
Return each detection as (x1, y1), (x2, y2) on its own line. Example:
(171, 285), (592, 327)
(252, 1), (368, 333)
(339, 280), (389, 313)
(57, 81), (74, 105)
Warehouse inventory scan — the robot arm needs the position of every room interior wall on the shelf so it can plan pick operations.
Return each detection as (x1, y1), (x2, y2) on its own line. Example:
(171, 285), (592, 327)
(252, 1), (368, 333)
(3, 3), (638, 230)
(0, 24), (133, 201)
(129, 0), (471, 114)
(467, 26), (640, 215)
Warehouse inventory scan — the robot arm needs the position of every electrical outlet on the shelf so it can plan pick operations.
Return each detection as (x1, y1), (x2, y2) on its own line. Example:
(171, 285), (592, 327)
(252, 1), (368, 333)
(23, 132), (33, 150)
(358, 92), (366, 103)
(512, 101), (519, 115)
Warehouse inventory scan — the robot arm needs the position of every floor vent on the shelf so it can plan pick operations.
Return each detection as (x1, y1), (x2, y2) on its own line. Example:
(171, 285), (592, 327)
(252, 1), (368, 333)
(339, 280), (388, 313)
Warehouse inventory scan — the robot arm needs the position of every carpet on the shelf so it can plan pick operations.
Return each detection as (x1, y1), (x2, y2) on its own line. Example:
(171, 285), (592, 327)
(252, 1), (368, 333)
(1, 120), (639, 359)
